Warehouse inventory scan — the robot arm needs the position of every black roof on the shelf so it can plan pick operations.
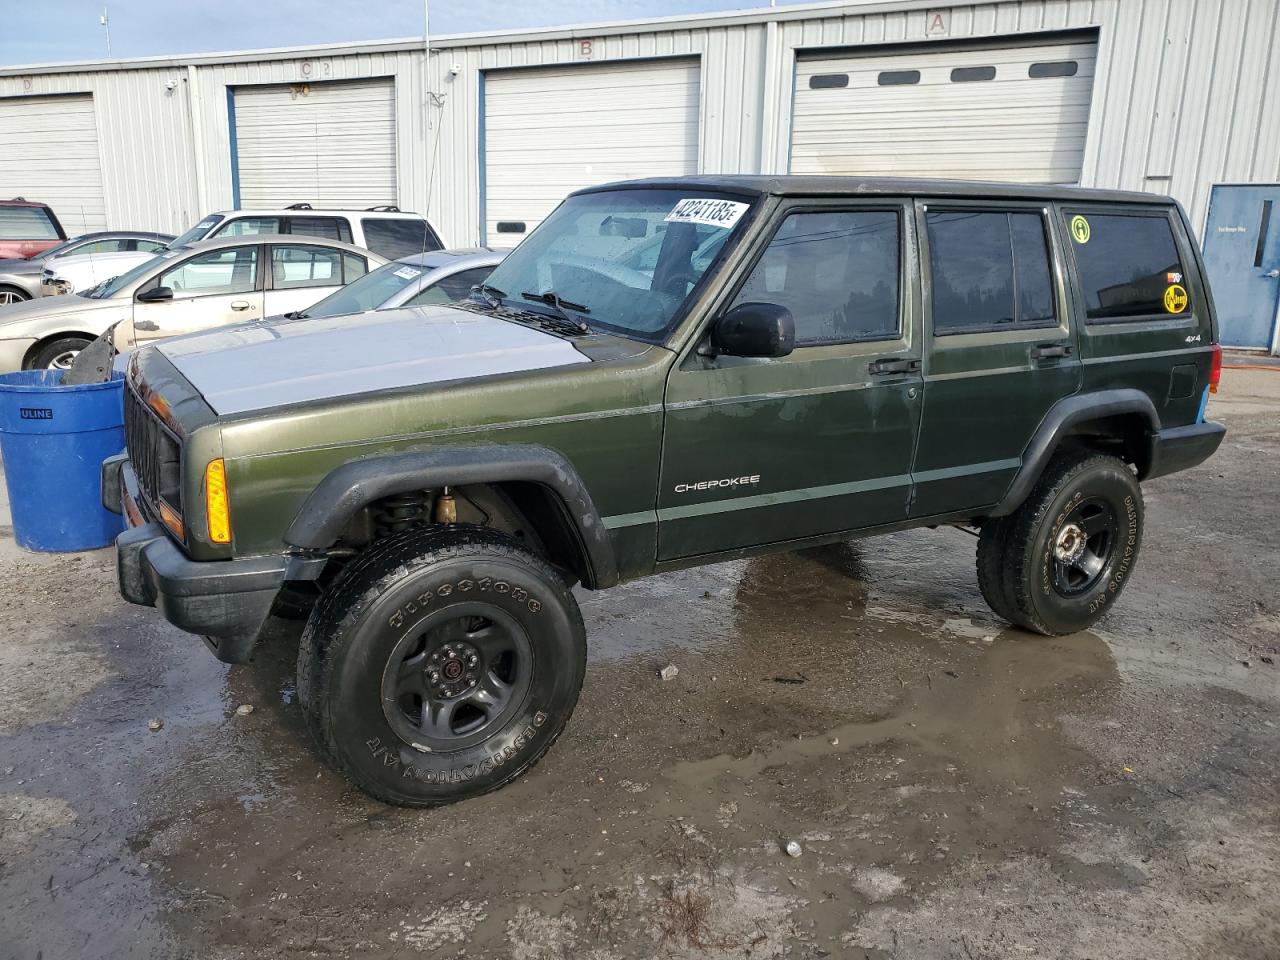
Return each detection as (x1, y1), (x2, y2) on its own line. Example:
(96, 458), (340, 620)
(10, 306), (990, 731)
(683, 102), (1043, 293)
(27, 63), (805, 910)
(577, 175), (1173, 206)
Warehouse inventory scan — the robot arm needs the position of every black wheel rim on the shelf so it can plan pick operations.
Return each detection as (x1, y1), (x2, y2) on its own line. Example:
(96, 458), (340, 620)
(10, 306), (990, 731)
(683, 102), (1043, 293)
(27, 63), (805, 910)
(380, 603), (532, 752)
(1050, 496), (1118, 597)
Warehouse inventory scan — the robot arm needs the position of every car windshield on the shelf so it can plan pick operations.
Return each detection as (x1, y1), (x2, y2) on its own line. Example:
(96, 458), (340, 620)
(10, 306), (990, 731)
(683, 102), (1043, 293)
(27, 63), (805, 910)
(168, 215), (223, 249)
(301, 259), (425, 318)
(479, 189), (753, 341)
(36, 236), (87, 260)
(82, 250), (179, 299)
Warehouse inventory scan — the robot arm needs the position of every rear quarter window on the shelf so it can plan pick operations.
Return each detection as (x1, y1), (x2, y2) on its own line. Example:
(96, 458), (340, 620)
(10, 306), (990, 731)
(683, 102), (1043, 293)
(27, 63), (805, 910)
(0, 206), (60, 240)
(361, 218), (442, 259)
(1065, 210), (1188, 321)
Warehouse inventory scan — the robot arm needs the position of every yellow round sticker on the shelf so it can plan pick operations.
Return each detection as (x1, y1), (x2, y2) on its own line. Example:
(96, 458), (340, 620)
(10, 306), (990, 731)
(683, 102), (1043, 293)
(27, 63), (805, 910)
(1163, 284), (1189, 314)
(1070, 215), (1091, 244)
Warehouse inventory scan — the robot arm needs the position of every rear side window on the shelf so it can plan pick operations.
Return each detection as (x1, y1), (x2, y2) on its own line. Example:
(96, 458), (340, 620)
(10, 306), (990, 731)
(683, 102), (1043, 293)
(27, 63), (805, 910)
(287, 216), (353, 244)
(270, 245), (345, 289)
(361, 218), (442, 259)
(732, 209), (901, 345)
(216, 216), (281, 237)
(0, 206), (59, 240)
(927, 210), (1056, 334)
(1065, 211), (1187, 321)
(136, 239), (168, 253)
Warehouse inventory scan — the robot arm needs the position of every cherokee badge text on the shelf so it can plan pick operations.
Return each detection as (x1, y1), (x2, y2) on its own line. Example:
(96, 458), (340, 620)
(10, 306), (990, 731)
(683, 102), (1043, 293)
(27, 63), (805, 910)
(674, 475), (761, 494)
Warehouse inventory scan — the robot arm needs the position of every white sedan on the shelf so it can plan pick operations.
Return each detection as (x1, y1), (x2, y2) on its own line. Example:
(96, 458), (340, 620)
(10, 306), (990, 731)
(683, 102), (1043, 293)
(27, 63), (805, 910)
(0, 234), (386, 371)
(40, 248), (158, 296)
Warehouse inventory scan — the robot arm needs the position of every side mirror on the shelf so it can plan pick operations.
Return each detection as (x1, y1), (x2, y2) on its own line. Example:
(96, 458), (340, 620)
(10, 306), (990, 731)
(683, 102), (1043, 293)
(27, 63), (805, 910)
(710, 302), (795, 358)
(136, 285), (173, 303)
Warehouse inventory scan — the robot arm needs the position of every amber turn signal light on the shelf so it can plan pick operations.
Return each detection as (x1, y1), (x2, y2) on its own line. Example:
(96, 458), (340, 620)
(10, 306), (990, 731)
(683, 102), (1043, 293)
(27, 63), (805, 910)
(205, 458), (232, 544)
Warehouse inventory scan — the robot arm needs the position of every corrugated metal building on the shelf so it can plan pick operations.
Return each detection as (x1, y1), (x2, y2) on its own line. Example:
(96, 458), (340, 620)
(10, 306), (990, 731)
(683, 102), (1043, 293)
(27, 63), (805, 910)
(0, 0), (1276, 251)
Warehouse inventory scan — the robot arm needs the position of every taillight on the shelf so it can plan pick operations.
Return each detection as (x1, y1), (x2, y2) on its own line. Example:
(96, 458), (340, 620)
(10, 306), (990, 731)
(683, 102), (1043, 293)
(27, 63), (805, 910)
(1209, 343), (1222, 394)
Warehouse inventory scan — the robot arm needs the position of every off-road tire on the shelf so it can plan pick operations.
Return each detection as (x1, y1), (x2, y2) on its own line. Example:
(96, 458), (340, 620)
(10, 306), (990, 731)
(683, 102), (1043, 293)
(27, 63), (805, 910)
(27, 336), (92, 371)
(297, 524), (586, 807)
(976, 515), (1020, 626)
(985, 451), (1143, 636)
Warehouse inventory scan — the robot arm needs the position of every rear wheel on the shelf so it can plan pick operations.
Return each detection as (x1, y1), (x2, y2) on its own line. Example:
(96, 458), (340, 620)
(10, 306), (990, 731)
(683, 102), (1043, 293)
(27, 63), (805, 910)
(297, 524), (586, 807)
(27, 336), (92, 371)
(979, 451), (1143, 635)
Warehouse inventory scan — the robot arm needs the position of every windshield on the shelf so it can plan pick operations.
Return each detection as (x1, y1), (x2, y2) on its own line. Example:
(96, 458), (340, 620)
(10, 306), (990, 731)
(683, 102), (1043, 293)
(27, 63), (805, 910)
(480, 189), (753, 341)
(82, 250), (178, 299)
(302, 259), (425, 318)
(168, 215), (223, 249)
(35, 236), (87, 260)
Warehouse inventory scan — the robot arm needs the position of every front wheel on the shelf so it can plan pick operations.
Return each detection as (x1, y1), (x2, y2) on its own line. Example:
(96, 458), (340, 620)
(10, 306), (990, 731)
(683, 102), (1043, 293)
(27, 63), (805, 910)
(0, 285), (30, 306)
(980, 451), (1143, 635)
(297, 524), (586, 807)
(27, 336), (92, 371)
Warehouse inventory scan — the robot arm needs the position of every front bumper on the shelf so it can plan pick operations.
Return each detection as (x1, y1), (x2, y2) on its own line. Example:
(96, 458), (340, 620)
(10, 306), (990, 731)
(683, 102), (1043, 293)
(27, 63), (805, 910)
(108, 456), (322, 664)
(1145, 420), (1227, 481)
(116, 522), (291, 663)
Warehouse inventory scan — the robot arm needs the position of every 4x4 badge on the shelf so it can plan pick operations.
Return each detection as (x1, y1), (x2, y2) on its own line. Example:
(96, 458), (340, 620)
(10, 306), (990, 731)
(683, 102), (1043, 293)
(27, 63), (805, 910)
(1069, 215), (1091, 244)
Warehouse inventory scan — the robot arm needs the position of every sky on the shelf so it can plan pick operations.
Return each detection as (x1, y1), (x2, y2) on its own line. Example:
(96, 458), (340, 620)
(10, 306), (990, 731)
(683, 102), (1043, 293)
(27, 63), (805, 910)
(1, 0), (818, 67)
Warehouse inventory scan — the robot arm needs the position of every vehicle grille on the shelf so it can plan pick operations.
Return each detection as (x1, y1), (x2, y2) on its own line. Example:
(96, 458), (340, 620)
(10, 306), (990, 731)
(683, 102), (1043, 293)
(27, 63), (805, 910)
(124, 384), (181, 515)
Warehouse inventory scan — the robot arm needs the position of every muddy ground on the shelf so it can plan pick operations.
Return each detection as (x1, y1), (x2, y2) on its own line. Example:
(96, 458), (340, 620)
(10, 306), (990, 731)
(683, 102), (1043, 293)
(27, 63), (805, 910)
(1, 369), (1277, 960)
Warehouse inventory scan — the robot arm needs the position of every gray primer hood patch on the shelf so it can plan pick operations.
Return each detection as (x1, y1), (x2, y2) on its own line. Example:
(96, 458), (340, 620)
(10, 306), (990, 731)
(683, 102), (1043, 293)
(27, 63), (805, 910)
(156, 306), (590, 416)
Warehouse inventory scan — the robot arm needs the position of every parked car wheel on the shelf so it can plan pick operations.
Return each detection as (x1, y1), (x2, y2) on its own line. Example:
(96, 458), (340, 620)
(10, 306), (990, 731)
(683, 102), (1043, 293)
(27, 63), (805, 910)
(297, 524), (586, 807)
(0, 285), (29, 306)
(27, 336), (93, 372)
(985, 451), (1144, 635)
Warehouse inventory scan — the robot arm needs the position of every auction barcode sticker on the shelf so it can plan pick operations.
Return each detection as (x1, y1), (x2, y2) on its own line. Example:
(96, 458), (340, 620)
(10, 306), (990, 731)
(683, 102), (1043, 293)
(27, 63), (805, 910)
(665, 198), (749, 229)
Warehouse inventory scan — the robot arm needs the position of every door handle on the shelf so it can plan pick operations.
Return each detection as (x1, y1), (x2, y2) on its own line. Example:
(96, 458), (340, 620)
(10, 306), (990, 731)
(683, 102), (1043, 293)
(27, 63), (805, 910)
(1030, 344), (1073, 360)
(868, 357), (921, 375)
(230, 300), (253, 312)
(1265, 269), (1280, 279)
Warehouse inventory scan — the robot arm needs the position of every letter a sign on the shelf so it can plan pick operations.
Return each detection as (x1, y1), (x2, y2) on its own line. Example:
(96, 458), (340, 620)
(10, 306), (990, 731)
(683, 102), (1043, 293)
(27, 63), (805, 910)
(926, 10), (950, 36)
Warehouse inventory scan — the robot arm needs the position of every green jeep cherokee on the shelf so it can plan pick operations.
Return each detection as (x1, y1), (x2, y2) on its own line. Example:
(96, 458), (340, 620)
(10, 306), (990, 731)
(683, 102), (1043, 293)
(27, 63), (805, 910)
(105, 177), (1225, 806)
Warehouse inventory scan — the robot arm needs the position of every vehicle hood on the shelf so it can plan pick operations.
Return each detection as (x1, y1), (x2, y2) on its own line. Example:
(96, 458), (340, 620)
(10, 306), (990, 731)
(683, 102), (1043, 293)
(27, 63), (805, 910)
(0, 257), (41, 279)
(0, 293), (124, 329)
(156, 305), (594, 416)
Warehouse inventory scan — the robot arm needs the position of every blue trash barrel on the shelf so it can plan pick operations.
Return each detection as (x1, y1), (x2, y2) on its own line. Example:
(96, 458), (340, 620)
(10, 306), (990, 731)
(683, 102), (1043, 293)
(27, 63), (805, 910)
(0, 370), (125, 552)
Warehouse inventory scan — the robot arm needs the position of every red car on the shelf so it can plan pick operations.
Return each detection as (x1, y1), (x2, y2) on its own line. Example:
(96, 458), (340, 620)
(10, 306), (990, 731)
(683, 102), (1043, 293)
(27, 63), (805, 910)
(0, 199), (67, 260)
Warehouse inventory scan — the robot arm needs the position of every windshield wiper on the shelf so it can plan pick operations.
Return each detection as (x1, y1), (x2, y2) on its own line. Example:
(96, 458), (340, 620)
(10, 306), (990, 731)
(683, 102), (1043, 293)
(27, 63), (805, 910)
(519, 290), (591, 333)
(471, 283), (507, 308)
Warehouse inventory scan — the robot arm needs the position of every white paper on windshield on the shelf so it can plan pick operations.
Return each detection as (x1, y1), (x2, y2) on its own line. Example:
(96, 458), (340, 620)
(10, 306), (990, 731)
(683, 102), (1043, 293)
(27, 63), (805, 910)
(664, 198), (749, 229)
(393, 266), (423, 280)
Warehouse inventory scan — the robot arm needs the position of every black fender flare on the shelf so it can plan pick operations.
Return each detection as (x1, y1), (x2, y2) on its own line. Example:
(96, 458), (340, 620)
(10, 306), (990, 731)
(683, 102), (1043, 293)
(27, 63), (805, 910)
(989, 389), (1160, 517)
(284, 444), (619, 588)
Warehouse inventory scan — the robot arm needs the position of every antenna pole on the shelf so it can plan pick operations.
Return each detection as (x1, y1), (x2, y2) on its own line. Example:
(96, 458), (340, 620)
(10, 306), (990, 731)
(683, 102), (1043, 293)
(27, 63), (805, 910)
(101, 5), (111, 57)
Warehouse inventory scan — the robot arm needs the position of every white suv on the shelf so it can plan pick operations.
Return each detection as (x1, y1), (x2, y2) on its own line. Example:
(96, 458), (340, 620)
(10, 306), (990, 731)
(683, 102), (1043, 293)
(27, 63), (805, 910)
(44, 205), (445, 295)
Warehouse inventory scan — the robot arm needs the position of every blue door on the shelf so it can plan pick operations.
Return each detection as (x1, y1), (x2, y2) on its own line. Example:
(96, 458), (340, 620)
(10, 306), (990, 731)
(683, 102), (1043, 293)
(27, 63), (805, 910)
(1202, 184), (1280, 350)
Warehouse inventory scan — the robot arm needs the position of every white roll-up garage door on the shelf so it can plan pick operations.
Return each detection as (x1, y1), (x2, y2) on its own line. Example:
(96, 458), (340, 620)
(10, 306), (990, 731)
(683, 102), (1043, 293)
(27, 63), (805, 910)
(483, 59), (701, 246)
(232, 78), (397, 210)
(791, 38), (1097, 184)
(0, 94), (106, 233)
